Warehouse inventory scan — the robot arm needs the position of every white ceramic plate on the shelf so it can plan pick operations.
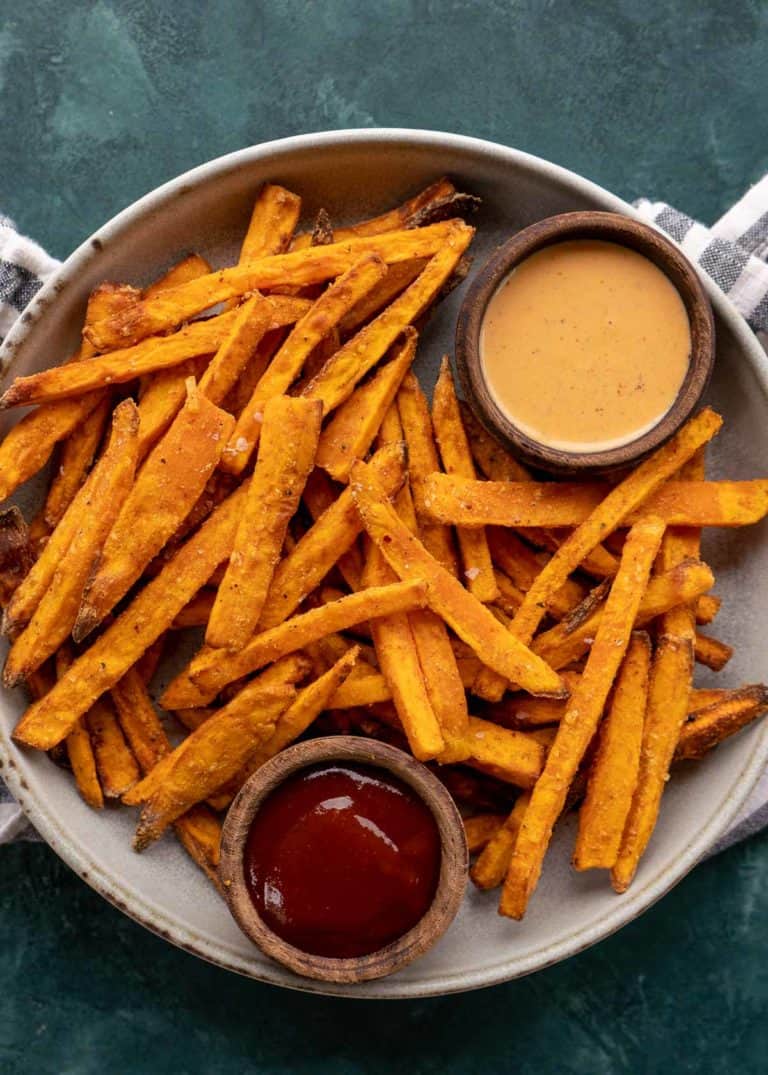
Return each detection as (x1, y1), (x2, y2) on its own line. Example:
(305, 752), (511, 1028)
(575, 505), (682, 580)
(2, 130), (767, 999)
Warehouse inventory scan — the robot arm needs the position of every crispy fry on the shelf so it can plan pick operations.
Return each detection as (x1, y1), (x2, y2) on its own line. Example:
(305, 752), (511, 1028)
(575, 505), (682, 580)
(257, 443), (406, 630)
(0, 508), (33, 608)
(349, 459), (566, 697)
(13, 480), (251, 750)
(171, 589), (216, 630)
(237, 184), (302, 262)
(221, 328), (285, 417)
(207, 397), (321, 650)
(501, 516), (666, 918)
(86, 695), (140, 799)
(611, 632), (695, 893)
(75, 384), (234, 640)
(573, 632), (652, 870)
(39, 393), (112, 529)
(221, 254), (389, 474)
(197, 293), (275, 405)
(315, 329), (417, 481)
(56, 647), (103, 811)
(397, 372), (459, 575)
(301, 468), (363, 590)
(675, 686), (768, 760)
(464, 813), (506, 854)
(432, 357), (497, 602)
(461, 717), (545, 787)
(694, 632), (733, 671)
(695, 593), (721, 625)
(459, 401), (531, 482)
(471, 793), (531, 890)
(110, 667), (170, 775)
(135, 356), (208, 461)
(143, 254), (212, 299)
(300, 226), (474, 417)
(339, 258), (425, 335)
(85, 222), (461, 349)
(162, 580), (427, 710)
(174, 805), (223, 889)
(487, 528), (588, 620)
(328, 667), (392, 708)
(4, 400), (140, 683)
(1, 297), (310, 409)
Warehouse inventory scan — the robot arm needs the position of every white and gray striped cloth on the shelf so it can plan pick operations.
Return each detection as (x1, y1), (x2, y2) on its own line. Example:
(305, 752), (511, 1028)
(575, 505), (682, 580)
(1, 177), (768, 850)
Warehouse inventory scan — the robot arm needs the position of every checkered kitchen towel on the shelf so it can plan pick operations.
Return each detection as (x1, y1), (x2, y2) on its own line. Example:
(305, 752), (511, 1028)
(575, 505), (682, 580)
(1, 177), (768, 848)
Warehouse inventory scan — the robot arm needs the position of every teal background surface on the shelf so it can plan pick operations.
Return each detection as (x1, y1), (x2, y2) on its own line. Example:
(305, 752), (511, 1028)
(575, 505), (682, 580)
(2, 2), (768, 1072)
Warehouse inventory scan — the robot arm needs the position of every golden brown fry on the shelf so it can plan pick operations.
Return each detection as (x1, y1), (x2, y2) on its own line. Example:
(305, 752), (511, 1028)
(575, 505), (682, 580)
(13, 479), (250, 751)
(171, 589), (216, 630)
(328, 667), (392, 708)
(694, 632), (733, 671)
(695, 593), (721, 625)
(135, 356), (208, 461)
(461, 717), (545, 787)
(56, 647), (104, 811)
(4, 400), (140, 684)
(471, 793), (530, 890)
(302, 468), (363, 590)
(221, 254), (389, 474)
(315, 329), (417, 482)
(206, 397), (322, 651)
(173, 805), (223, 889)
(39, 393), (112, 530)
(397, 371), (459, 576)
(501, 516), (665, 919)
(349, 459), (566, 697)
(464, 813), (506, 854)
(1, 297), (310, 409)
(74, 385), (233, 641)
(86, 222), (460, 350)
(221, 328), (286, 417)
(487, 528), (588, 620)
(339, 259), (425, 335)
(573, 632), (652, 870)
(143, 254), (212, 299)
(162, 579), (427, 710)
(257, 443), (406, 630)
(197, 293), (275, 405)
(432, 357), (498, 603)
(110, 667), (170, 775)
(675, 686), (768, 760)
(300, 226), (474, 417)
(86, 695), (140, 800)
(237, 184), (302, 262)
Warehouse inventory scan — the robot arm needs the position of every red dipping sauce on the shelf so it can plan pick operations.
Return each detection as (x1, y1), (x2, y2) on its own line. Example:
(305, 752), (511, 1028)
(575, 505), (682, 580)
(243, 762), (441, 958)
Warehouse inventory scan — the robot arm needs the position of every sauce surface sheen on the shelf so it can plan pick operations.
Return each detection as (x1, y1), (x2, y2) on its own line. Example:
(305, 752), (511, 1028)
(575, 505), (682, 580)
(244, 762), (441, 959)
(480, 238), (691, 452)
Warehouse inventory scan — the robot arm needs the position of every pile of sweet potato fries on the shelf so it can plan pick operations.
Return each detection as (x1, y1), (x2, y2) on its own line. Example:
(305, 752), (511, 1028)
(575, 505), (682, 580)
(1, 178), (767, 919)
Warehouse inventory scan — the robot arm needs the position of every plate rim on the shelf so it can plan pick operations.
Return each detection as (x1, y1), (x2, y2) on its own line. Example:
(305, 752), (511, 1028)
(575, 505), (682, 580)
(2, 126), (768, 999)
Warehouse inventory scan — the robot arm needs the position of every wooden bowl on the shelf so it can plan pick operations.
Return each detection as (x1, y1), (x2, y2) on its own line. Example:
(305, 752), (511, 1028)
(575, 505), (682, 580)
(455, 211), (715, 476)
(219, 737), (468, 984)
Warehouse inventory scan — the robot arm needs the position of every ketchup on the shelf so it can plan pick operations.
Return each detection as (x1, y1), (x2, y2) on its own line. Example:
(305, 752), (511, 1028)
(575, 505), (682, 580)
(244, 763), (441, 958)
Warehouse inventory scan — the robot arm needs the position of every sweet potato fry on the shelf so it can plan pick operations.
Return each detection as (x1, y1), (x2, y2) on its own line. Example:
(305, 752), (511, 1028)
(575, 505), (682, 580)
(487, 528), (588, 620)
(461, 717), (545, 787)
(0, 508), (33, 608)
(396, 372), (459, 576)
(694, 632), (733, 671)
(675, 685), (768, 760)
(55, 647), (104, 811)
(220, 328), (286, 417)
(301, 468), (363, 590)
(695, 593), (721, 625)
(143, 254), (212, 298)
(110, 667), (170, 775)
(221, 254), (389, 474)
(206, 396), (322, 650)
(85, 222), (461, 349)
(39, 393), (112, 530)
(611, 631), (696, 893)
(74, 384), (234, 640)
(13, 480), (251, 750)
(573, 632), (652, 870)
(135, 356), (208, 461)
(162, 580), (427, 710)
(257, 443), (406, 630)
(0, 297), (310, 409)
(464, 813), (506, 854)
(315, 329), (417, 481)
(349, 459), (566, 698)
(432, 357), (497, 603)
(86, 695), (141, 799)
(197, 293), (275, 405)
(328, 667), (392, 708)
(501, 516), (666, 919)
(471, 793), (531, 890)
(171, 588), (216, 629)
(299, 225), (474, 417)
(173, 805), (223, 889)
(338, 259), (425, 335)
(237, 184), (302, 262)
(125, 684), (295, 850)
(4, 400), (140, 683)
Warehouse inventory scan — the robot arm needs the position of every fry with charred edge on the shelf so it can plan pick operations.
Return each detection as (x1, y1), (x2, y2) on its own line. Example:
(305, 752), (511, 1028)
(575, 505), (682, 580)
(675, 686), (768, 760)
(471, 793), (531, 890)
(162, 580), (427, 710)
(74, 384), (234, 641)
(197, 293), (275, 405)
(110, 667), (170, 775)
(487, 528), (588, 620)
(56, 647), (104, 811)
(0, 297), (310, 409)
(85, 695), (140, 799)
(301, 468), (363, 590)
(432, 357), (498, 603)
(291, 178), (456, 249)
(143, 254), (212, 299)
(349, 459), (566, 698)
(85, 222), (460, 350)
(209, 648), (362, 811)
(221, 254), (389, 474)
(4, 400), (140, 684)
(40, 393), (112, 530)
(257, 443), (406, 630)
(238, 184), (302, 262)
(0, 508), (33, 608)
(206, 397), (322, 650)
(464, 813), (506, 854)
(125, 685), (295, 850)
(300, 226), (474, 417)
(573, 632), (652, 870)
(13, 480), (251, 751)
(533, 558), (714, 671)
(397, 372), (459, 576)
(501, 516), (666, 919)
(611, 633), (695, 893)
(694, 632), (733, 671)
(315, 329), (417, 482)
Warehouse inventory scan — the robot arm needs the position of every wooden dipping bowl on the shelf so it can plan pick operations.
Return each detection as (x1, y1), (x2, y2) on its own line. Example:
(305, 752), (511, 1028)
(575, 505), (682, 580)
(455, 211), (715, 476)
(219, 737), (469, 984)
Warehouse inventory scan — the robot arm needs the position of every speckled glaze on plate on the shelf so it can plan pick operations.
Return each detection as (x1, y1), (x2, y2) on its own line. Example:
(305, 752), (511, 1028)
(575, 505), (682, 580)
(1, 130), (767, 999)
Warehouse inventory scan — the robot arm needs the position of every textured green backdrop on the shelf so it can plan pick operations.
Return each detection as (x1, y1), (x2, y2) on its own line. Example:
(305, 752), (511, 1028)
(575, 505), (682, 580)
(2, 2), (768, 1073)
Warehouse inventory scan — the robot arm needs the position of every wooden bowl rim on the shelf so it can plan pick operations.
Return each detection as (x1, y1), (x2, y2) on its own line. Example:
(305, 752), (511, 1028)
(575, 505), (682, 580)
(219, 736), (469, 984)
(455, 210), (716, 476)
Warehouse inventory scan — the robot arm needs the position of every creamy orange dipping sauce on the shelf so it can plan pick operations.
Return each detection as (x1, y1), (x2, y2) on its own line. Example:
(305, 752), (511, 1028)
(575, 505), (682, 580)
(480, 239), (691, 453)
